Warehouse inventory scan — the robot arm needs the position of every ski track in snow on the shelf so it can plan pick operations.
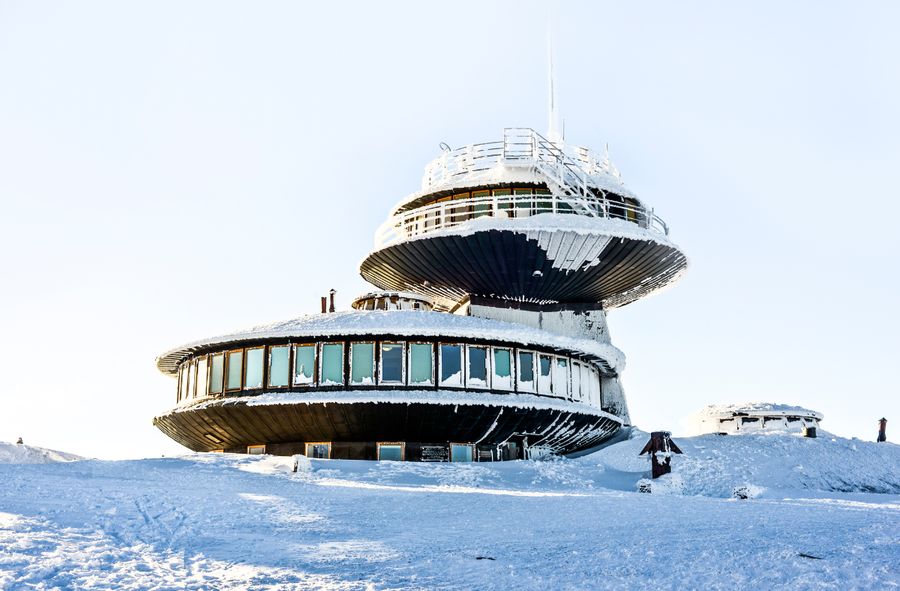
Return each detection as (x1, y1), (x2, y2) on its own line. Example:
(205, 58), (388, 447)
(0, 434), (898, 590)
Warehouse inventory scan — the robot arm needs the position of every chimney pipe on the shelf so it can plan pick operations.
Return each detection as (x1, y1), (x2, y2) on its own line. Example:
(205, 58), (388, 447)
(320, 296), (327, 314)
(329, 289), (336, 313)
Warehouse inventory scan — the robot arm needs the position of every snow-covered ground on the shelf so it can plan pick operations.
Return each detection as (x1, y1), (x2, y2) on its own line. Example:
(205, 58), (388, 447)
(1, 433), (897, 590)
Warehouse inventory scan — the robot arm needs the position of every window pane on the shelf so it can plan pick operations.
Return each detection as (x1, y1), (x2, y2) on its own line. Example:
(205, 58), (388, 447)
(293, 345), (315, 385)
(350, 342), (375, 385)
(553, 357), (569, 398)
(268, 346), (289, 388)
(196, 356), (208, 397)
(244, 348), (264, 389)
(451, 444), (473, 462)
(571, 362), (582, 400)
(186, 361), (195, 399)
(209, 353), (224, 393)
(440, 344), (462, 387)
(179, 365), (189, 401)
(226, 351), (243, 390)
(409, 343), (433, 385)
(379, 444), (403, 461)
(492, 348), (512, 390)
(538, 355), (552, 394)
(321, 343), (344, 385)
(306, 443), (330, 459)
(467, 346), (488, 387)
(381, 343), (404, 384)
(518, 351), (535, 392)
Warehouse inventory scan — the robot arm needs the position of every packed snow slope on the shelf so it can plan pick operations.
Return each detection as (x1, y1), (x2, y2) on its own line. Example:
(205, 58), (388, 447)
(0, 441), (83, 464)
(0, 432), (897, 590)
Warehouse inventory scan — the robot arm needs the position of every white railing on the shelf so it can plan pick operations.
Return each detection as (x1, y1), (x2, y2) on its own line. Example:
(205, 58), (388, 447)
(375, 192), (669, 248)
(421, 128), (625, 194)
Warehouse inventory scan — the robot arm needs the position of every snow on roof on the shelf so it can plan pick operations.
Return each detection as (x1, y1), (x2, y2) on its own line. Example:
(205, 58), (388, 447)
(694, 403), (823, 420)
(161, 389), (625, 425)
(156, 310), (625, 375)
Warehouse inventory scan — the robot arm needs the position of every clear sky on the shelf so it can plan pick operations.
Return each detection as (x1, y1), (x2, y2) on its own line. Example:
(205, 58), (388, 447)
(1, 1), (897, 459)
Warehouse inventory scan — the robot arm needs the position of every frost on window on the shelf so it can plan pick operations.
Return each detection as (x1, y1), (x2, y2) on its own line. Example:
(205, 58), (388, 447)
(226, 350), (243, 391)
(268, 346), (289, 388)
(244, 348), (264, 389)
(589, 366), (601, 406)
(467, 345), (488, 388)
(186, 361), (195, 399)
(571, 362), (582, 400)
(553, 357), (569, 398)
(196, 356), (208, 398)
(320, 343), (344, 386)
(440, 344), (463, 387)
(492, 348), (513, 391)
(409, 343), (433, 386)
(209, 353), (224, 394)
(380, 343), (404, 384)
(179, 364), (189, 402)
(518, 351), (535, 392)
(350, 342), (375, 385)
(538, 354), (553, 395)
(293, 344), (315, 386)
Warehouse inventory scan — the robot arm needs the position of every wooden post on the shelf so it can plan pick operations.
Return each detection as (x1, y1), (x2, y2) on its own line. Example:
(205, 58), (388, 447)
(639, 431), (683, 479)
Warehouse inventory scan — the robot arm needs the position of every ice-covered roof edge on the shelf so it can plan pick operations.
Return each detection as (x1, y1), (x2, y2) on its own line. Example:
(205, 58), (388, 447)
(155, 310), (626, 376)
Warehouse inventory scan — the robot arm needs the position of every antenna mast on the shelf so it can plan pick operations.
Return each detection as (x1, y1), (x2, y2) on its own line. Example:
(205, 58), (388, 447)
(547, 25), (563, 144)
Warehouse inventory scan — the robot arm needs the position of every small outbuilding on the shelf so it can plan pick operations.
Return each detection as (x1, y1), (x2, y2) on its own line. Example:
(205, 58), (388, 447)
(689, 403), (823, 437)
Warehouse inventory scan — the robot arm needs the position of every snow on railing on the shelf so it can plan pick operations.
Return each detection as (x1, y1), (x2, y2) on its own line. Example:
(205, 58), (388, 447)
(374, 192), (669, 248)
(421, 128), (625, 194)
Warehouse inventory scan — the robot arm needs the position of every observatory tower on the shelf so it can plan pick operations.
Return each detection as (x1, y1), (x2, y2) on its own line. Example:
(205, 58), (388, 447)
(153, 127), (687, 461)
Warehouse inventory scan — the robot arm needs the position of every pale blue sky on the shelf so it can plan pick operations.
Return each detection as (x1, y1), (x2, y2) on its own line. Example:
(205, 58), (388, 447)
(1, 1), (897, 458)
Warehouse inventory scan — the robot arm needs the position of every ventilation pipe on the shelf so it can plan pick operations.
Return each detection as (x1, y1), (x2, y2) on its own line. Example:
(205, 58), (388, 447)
(329, 289), (336, 313)
(320, 296), (327, 314)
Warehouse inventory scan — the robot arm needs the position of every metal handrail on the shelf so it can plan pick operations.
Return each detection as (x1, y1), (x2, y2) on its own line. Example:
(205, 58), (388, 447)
(375, 193), (669, 248)
(421, 128), (625, 193)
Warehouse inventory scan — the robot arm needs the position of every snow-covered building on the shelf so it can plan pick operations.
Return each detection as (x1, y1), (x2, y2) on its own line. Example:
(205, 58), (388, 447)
(154, 128), (688, 461)
(689, 403), (823, 436)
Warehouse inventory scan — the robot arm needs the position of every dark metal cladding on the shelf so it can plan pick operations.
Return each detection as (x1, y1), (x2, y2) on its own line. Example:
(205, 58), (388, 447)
(360, 230), (687, 309)
(154, 401), (622, 456)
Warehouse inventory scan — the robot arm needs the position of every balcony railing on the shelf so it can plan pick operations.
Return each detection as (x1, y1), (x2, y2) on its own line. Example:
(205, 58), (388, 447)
(375, 192), (669, 248)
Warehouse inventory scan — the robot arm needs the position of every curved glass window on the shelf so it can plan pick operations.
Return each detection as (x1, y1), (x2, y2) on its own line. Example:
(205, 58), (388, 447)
(209, 353), (224, 394)
(380, 343), (404, 384)
(553, 357), (569, 398)
(350, 342), (375, 385)
(226, 350), (243, 391)
(518, 351), (535, 393)
(467, 345), (488, 388)
(293, 344), (315, 386)
(187, 361), (195, 399)
(409, 343), (433, 386)
(179, 365), (189, 402)
(440, 344), (462, 387)
(244, 347), (264, 390)
(268, 346), (290, 388)
(196, 356), (208, 398)
(538, 354), (553, 395)
(320, 343), (344, 386)
(492, 348), (513, 391)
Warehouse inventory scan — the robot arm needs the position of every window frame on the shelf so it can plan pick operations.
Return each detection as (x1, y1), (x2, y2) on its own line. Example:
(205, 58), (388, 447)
(196, 354), (209, 399)
(247, 444), (266, 455)
(267, 345), (291, 389)
(224, 349), (244, 392)
(377, 442), (405, 461)
(517, 349), (536, 393)
(491, 347), (514, 391)
(378, 341), (406, 385)
(305, 441), (332, 459)
(465, 344), (490, 389)
(319, 342), (345, 387)
(450, 443), (475, 462)
(408, 341), (435, 387)
(349, 341), (376, 386)
(292, 343), (317, 387)
(439, 343), (464, 388)
(243, 346), (265, 390)
(208, 352), (225, 395)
